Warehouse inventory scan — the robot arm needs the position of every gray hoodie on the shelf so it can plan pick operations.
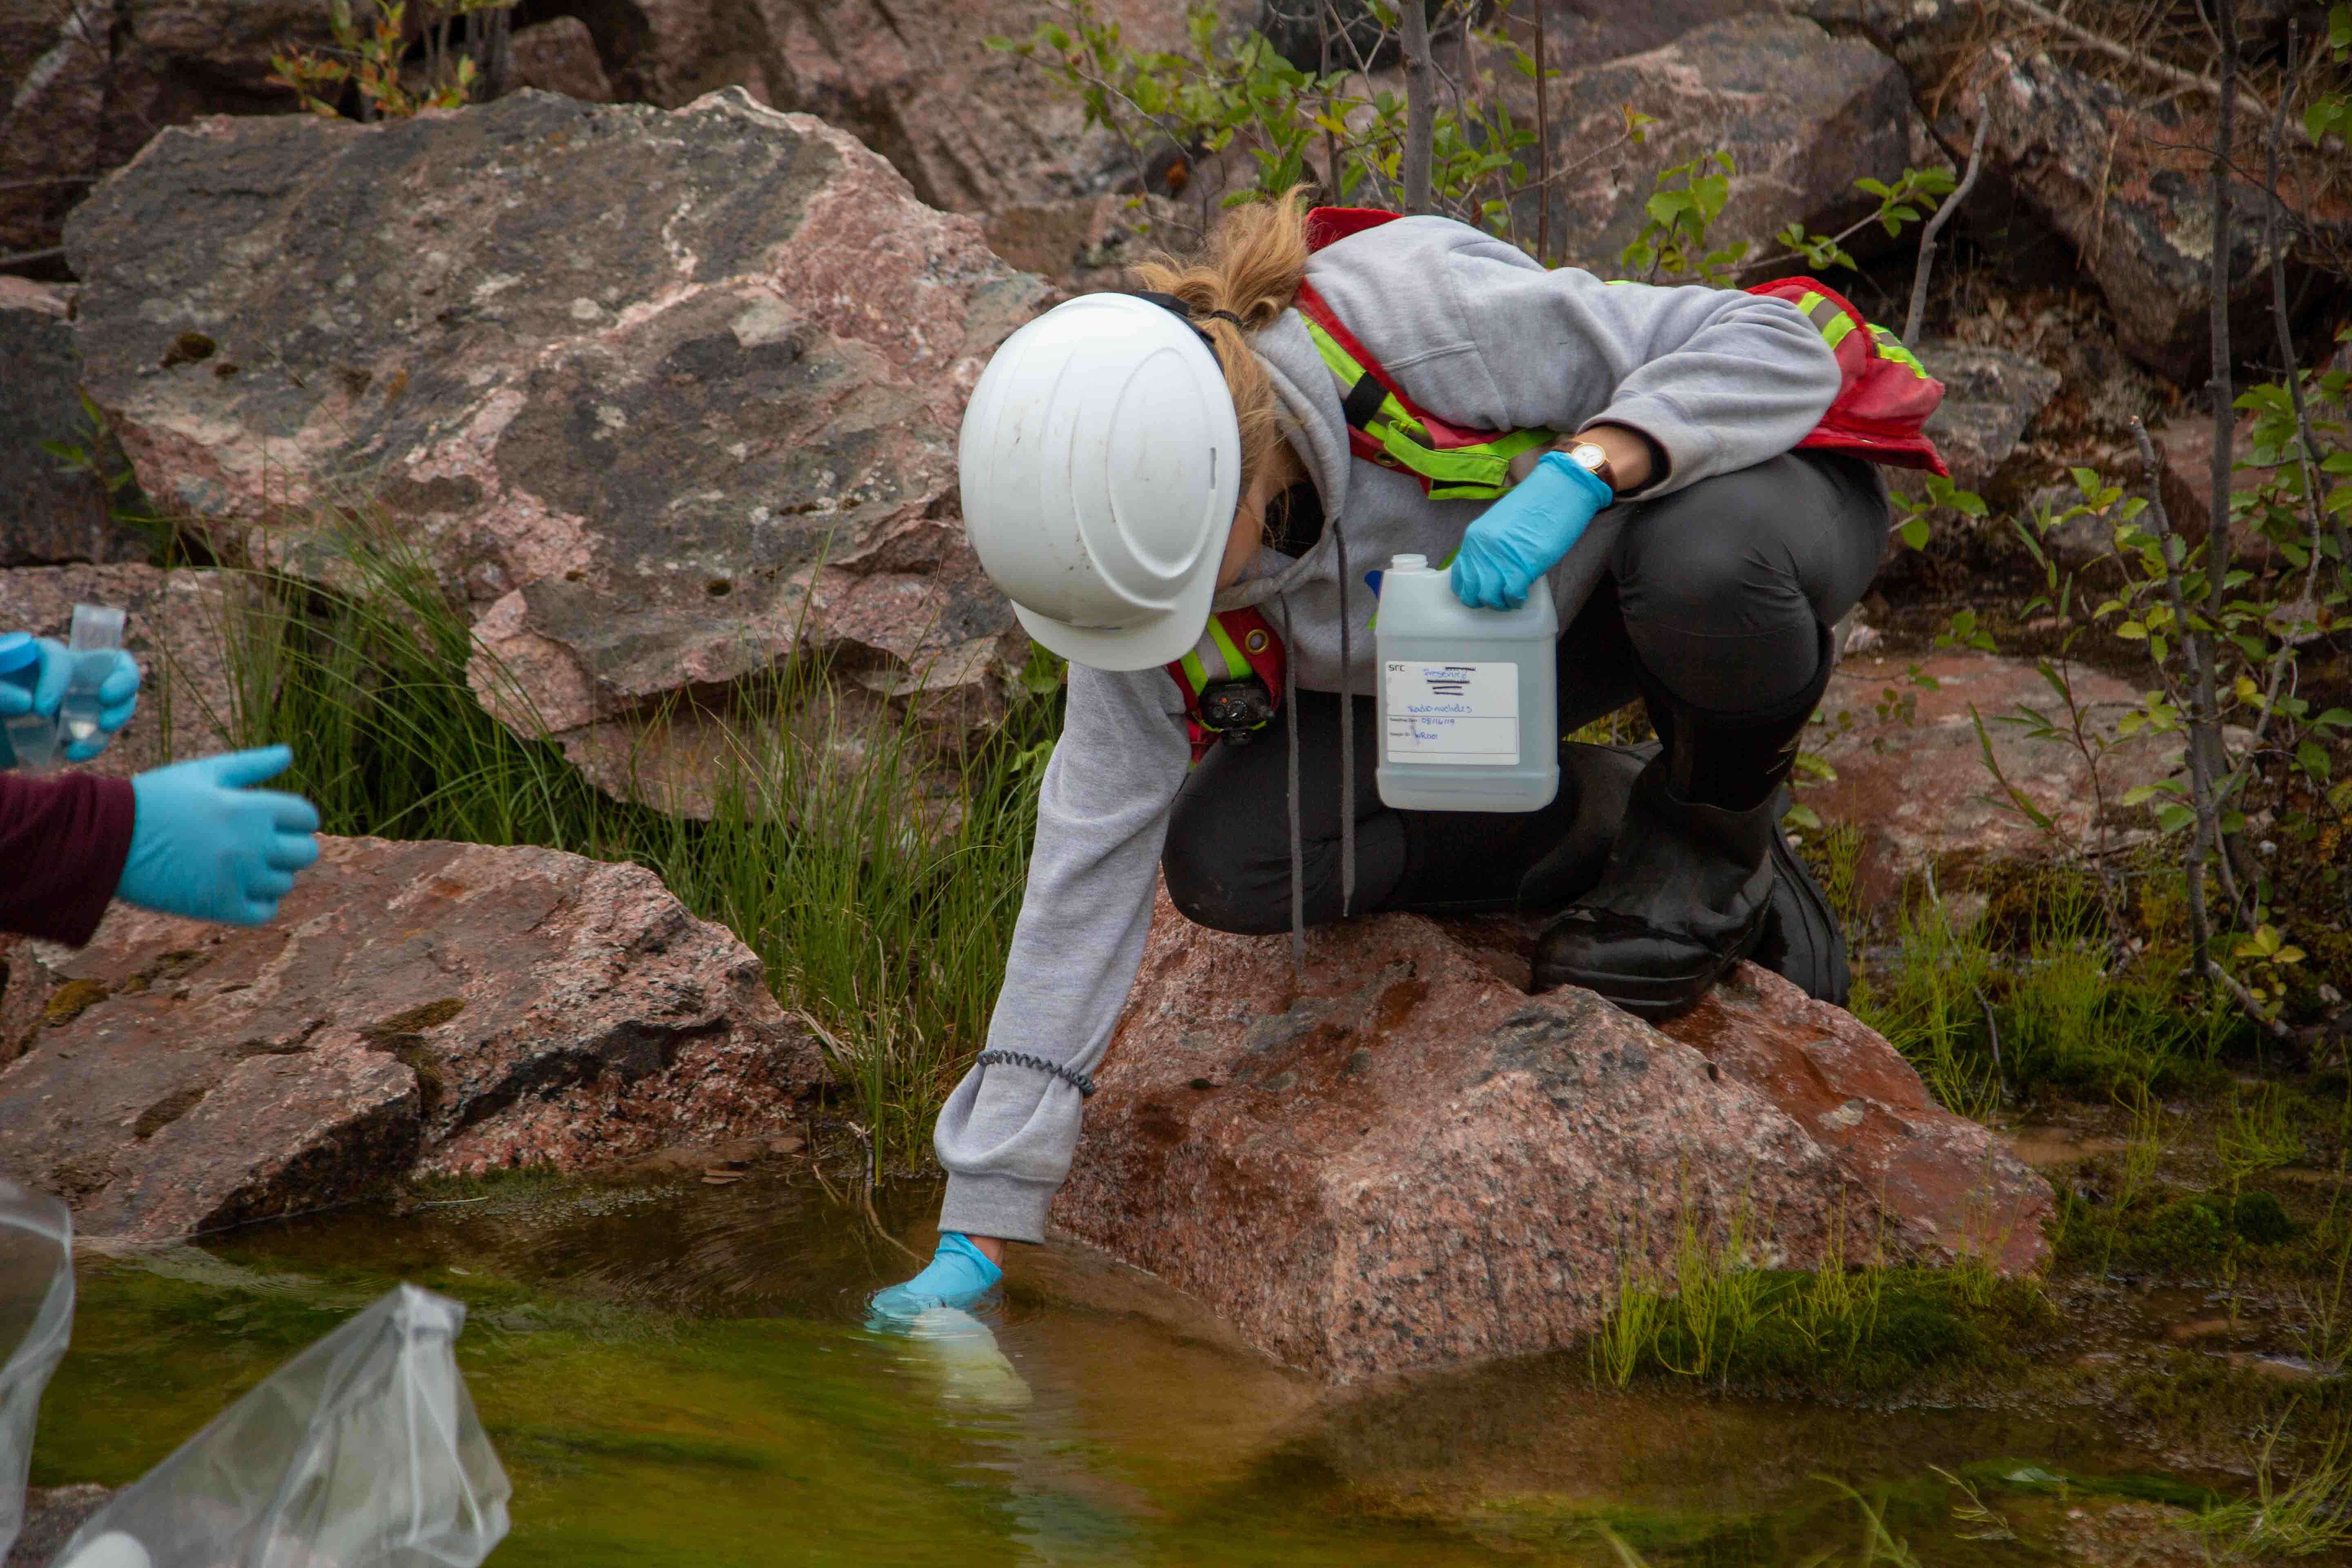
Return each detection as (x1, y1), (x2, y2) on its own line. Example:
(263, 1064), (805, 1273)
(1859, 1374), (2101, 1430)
(933, 215), (1843, 1243)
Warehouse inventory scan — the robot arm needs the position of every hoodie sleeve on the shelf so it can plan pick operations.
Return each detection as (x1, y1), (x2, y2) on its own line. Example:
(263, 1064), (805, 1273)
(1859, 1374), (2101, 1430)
(933, 662), (1192, 1244)
(0, 771), (136, 945)
(1433, 236), (1841, 496)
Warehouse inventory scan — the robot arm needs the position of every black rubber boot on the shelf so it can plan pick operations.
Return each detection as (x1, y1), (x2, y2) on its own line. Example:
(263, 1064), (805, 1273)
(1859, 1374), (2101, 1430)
(1529, 757), (1782, 1018)
(1754, 802), (1852, 1008)
(1514, 742), (1649, 912)
(1531, 629), (1835, 1020)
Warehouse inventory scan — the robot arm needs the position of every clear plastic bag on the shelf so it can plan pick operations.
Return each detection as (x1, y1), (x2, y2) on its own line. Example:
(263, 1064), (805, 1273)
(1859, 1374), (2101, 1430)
(56, 1285), (510, 1568)
(0, 1181), (76, 1564)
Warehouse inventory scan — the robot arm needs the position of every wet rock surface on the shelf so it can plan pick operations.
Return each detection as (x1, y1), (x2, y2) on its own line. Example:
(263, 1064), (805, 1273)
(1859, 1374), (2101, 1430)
(1521, 15), (1916, 270)
(0, 564), (239, 779)
(0, 836), (824, 1247)
(1811, 650), (2177, 909)
(65, 88), (1051, 812)
(0, 280), (147, 567)
(1055, 889), (2049, 1382)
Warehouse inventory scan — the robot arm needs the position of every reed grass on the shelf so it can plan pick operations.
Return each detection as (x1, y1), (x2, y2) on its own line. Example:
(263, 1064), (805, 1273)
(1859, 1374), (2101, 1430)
(193, 512), (1059, 1169)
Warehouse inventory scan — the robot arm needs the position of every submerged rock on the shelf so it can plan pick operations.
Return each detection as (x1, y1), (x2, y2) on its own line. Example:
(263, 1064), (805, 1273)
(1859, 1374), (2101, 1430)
(64, 88), (1051, 815)
(5, 1486), (111, 1568)
(1056, 889), (2049, 1382)
(0, 837), (824, 1247)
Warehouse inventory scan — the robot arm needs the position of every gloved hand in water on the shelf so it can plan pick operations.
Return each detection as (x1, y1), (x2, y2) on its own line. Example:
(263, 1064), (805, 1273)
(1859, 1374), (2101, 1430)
(0, 636), (140, 762)
(868, 1232), (1003, 1325)
(117, 746), (323, 926)
(1450, 450), (1614, 611)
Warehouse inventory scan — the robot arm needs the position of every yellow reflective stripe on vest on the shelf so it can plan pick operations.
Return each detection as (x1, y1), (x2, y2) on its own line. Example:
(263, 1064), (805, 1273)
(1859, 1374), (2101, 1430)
(1177, 616), (1252, 695)
(1867, 323), (1933, 379)
(1298, 312), (1552, 501)
(1205, 615), (1251, 681)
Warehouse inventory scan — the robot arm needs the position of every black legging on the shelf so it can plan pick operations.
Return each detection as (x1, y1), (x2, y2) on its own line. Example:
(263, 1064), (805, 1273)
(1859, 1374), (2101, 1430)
(1161, 450), (1888, 933)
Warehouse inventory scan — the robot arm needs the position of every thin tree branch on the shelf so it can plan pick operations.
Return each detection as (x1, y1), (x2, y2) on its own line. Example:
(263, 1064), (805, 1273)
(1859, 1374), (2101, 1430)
(1533, 0), (1550, 265)
(1906, 112), (1991, 344)
(1319, 0), (1341, 199)
(0, 247), (66, 270)
(2209, 958), (2296, 1041)
(2202, 0), (2247, 929)
(1399, 0), (1435, 214)
(2132, 415), (2216, 975)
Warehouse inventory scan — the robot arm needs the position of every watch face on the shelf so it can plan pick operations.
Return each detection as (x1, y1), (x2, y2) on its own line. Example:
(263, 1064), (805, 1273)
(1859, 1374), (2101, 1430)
(1569, 443), (1609, 472)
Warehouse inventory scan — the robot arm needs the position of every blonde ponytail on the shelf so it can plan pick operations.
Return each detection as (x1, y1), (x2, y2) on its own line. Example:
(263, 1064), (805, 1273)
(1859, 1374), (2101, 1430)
(1129, 187), (1315, 513)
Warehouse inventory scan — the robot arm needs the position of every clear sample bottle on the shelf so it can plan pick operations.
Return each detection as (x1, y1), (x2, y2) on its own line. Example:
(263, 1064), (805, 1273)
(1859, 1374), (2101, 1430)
(58, 604), (126, 752)
(0, 634), (56, 771)
(1374, 553), (1560, 813)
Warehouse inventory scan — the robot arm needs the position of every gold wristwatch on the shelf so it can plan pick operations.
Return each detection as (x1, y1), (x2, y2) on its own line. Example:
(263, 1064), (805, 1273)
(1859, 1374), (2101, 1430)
(1559, 439), (1619, 494)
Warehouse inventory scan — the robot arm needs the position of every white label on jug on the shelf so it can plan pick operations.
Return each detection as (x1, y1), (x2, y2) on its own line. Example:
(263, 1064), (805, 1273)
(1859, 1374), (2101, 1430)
(1383, 660), (1519, 765)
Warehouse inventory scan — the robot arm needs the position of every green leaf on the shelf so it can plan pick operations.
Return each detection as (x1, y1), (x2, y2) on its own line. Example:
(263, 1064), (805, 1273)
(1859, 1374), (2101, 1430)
(1899, 516), (1930, 550)
(2155, 802), (2196, 833)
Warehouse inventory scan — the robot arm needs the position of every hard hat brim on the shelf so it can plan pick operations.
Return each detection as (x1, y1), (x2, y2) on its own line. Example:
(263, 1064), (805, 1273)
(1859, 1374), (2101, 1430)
(1008, 562), (1219, 674)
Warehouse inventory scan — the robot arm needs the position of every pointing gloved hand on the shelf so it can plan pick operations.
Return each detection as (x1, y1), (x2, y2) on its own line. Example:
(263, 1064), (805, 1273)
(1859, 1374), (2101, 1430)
(867, 1232), (1004, 1327)
(117, 746), (323, 926)
(1450, 450), (1615, 611)
(0, 637), (141, 762)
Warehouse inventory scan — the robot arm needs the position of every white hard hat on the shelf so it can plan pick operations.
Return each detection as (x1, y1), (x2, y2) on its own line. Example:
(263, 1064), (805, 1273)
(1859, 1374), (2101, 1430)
(959, 293), (1243, 672)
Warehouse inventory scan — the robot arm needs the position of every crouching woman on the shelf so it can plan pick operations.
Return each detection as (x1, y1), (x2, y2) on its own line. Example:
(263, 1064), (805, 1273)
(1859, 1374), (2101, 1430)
(871, 189), (1915, 1317)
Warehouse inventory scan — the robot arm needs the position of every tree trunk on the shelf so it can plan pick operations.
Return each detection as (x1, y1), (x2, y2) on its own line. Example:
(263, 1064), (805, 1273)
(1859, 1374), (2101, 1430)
(1399, 0), (1435, 215)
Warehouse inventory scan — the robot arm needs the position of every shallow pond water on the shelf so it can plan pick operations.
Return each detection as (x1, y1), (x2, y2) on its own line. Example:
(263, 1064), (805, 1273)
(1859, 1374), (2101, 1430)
(31, 1165), (2241, 1565)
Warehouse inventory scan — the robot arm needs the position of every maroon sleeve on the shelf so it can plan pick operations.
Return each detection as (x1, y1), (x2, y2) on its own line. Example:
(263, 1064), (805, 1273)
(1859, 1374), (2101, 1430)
(0, 771), (137, 946)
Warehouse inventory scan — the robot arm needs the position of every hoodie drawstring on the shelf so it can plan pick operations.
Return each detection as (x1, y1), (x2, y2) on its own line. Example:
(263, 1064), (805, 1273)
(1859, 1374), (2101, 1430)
(1278, 593), (1306, 983)
(1336, 526), (1356, 918)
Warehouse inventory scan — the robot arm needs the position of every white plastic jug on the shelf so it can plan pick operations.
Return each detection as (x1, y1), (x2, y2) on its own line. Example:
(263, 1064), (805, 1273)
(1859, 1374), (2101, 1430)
(1374, 554), (1559, 813)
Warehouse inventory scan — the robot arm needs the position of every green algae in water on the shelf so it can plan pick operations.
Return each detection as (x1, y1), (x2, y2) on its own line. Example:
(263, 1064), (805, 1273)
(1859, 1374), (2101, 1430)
(24, 1175), (2255, 1566)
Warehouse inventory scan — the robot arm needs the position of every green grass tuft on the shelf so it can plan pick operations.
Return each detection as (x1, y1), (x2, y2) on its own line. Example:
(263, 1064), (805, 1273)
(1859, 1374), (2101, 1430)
(198, 511), (1060, 1169)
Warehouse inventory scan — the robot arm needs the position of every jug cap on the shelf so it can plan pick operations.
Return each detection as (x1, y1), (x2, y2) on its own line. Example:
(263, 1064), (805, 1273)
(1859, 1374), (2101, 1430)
(1390, 553), (1428, 571)
(0, 632), (35, 675)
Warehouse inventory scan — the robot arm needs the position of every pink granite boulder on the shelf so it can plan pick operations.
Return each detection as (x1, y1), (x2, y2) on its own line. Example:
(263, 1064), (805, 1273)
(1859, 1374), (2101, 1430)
(1057, 890), (2050, 1382)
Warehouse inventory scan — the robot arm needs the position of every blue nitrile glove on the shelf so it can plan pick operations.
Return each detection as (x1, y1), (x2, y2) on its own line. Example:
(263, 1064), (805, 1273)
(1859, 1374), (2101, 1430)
(117, 746), (323, 925)
(0, 637), (141, 762)
(867, 1232), (1004, 1326)
(1450, 450), (1615, 610)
